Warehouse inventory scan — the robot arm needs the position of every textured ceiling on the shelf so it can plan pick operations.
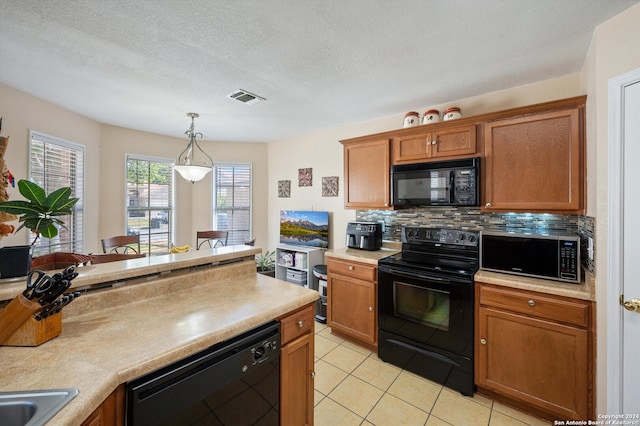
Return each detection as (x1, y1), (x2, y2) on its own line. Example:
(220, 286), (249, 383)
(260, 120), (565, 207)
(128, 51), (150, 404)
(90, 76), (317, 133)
(0, 0), (638, 143)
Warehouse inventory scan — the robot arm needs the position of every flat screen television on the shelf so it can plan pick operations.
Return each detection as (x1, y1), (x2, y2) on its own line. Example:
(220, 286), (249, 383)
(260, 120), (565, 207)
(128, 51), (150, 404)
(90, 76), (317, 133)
(279, 210), (329, 248)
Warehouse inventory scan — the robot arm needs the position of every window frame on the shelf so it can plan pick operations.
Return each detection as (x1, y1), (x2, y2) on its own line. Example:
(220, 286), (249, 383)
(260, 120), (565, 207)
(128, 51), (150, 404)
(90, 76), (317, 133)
(28, 130), (85, 255)
(124, 153), (174, 255)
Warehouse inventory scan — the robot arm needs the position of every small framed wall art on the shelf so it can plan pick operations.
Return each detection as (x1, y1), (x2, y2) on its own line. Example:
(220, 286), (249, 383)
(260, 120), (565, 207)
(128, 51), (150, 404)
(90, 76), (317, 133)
(322, 176), (339, 197)
(298, 168), (312, 187)
(278, 180), (291, 198)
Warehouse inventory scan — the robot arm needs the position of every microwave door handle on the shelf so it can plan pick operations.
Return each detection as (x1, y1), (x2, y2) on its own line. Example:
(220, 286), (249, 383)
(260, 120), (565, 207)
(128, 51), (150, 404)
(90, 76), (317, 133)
(449, 171), (455, 204)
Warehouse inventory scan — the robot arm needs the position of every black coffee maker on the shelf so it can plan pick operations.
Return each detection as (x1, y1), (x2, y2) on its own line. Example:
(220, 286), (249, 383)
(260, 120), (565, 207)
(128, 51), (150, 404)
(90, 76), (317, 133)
(345, 221), (383, 251)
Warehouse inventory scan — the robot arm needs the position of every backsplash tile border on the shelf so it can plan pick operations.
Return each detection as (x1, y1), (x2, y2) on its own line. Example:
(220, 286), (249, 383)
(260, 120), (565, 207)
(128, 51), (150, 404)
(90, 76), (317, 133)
(356, 208), (595, 275)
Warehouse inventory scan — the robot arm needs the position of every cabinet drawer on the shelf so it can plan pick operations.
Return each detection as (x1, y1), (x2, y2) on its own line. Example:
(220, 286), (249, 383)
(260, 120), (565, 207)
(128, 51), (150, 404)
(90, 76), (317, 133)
(328, 258), (376, 282)
(478, 284), (590, 328)
(279, 304), (314, 346)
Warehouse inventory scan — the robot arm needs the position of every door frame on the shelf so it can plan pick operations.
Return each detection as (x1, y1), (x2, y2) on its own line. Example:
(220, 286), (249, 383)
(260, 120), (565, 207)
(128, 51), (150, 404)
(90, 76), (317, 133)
(607, 67), (640, 413)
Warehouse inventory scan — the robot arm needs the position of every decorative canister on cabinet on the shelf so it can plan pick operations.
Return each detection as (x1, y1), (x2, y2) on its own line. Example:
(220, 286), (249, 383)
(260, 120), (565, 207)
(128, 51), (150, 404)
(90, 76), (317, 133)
(403, 111), (420, 128)
(422, 109), (440, 124)
(443, 107), (462, 121)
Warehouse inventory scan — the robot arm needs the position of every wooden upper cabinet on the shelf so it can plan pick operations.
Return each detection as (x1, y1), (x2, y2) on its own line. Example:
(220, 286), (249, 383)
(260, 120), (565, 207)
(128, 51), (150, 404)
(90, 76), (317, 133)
(392, 124), (477, 164)
(483, 105), (585, 214)
(341, 137), (391, 209)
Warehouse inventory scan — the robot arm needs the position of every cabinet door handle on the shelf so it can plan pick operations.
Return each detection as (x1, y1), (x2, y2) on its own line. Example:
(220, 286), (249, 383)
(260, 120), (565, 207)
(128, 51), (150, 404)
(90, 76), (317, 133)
(297, 320), (304, 328)
(431, 140), (437, 145)
(368, 306), (373, 312)
(528, 300), (536, 306)
(485, 202), (491, 208)
(349, 265), (354, 271)
(480, 338), (487, 345)
(311, 371), (316, 378)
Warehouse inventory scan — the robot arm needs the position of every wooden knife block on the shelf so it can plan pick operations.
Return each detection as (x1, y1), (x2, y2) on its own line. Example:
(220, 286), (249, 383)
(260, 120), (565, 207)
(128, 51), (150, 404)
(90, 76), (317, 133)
(0, 294), (62, 347)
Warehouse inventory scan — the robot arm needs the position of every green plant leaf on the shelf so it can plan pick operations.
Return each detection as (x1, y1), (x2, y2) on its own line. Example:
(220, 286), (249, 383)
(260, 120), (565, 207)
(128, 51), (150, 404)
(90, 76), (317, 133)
(0, 200), (41, 215)
(0, 179), (78, 243)
(39, 223), (59, 239)
(51, 197), (79, 213)
(18, 180), (46, 206)
(45, 187), (72, 209)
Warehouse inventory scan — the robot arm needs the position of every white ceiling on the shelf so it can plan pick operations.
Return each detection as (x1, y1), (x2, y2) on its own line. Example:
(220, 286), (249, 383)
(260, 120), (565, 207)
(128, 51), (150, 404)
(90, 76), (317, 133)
(1, 0), (638, 143)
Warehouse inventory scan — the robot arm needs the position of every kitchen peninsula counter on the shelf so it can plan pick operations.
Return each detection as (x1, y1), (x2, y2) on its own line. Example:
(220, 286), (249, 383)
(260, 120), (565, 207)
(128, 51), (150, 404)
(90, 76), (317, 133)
(0, 247), (318, 425)
(0, 245), (262, 302)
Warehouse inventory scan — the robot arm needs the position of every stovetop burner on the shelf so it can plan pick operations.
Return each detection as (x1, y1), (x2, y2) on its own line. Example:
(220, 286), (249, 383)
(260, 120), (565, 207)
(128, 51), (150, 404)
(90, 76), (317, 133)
(378, 227), (480, 278)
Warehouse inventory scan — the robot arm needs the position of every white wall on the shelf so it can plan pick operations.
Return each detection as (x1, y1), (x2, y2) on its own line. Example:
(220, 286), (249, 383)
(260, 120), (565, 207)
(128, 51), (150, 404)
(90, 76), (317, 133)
(98, 125), (269, 252)
(581, 2), (640, 415)
(0, 85), (270, 254)
(0, 83), (102, 251)
(266, 74), (582, 251)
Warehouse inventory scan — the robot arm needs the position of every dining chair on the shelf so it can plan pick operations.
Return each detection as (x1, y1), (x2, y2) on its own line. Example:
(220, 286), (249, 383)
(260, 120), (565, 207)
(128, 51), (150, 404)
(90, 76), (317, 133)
(196, 231), (229, 250)
(101, 235), (141, 254)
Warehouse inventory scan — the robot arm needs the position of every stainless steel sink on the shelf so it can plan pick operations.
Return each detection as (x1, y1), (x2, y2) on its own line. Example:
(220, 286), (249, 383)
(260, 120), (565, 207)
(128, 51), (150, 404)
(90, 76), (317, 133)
(0, 389), (78, 426)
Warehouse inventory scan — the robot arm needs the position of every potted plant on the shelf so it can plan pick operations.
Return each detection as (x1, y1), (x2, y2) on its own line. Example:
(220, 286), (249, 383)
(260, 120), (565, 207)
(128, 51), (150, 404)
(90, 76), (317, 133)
(256, 250), (276, 277)
(0, 179), (79, 278)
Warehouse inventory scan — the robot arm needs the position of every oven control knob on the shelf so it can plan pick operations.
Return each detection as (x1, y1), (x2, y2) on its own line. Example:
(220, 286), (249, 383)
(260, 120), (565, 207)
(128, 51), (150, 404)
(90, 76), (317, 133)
(468, 235), (475, 242)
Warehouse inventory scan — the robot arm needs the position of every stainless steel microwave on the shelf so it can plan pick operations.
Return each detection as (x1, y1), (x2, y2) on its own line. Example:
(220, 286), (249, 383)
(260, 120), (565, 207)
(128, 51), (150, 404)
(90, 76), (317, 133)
(391, 157), (479, 207)
(480, 230), (581, 283)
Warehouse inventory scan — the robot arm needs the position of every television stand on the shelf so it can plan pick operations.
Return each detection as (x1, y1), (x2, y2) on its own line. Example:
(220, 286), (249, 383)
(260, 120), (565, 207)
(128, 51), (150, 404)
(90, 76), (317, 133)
(275, 244), (324, 290)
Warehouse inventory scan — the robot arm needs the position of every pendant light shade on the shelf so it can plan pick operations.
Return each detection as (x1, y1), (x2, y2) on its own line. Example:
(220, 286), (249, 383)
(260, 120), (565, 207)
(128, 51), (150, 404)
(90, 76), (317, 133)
(174, 112), (213, 183)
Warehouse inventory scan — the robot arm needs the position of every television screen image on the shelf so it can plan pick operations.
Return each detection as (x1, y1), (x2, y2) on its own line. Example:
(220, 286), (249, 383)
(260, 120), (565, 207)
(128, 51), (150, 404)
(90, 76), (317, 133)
(280, 210), (329, 248)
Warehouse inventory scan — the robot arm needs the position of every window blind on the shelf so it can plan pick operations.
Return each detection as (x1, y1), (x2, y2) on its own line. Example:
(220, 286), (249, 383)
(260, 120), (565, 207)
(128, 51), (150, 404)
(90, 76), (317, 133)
(213, 164), (252, 245)
(29, 131), (85, 255)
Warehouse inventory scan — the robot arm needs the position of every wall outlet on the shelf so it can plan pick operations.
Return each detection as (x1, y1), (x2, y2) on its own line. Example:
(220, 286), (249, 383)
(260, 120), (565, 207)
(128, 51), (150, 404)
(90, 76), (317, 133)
(588, 237), (594, 260)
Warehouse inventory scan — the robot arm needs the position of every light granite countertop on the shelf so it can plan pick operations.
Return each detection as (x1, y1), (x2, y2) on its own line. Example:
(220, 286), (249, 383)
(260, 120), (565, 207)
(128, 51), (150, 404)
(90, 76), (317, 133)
(326, 243), (594, 301)
(324, 242), (401, 265)
(475, 269), (595, 301)
(0, 248), (318, 425)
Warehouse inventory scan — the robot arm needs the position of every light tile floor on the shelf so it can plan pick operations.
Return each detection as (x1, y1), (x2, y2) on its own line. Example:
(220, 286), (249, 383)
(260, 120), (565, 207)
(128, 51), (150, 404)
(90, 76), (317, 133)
(313, 322), (552, 426)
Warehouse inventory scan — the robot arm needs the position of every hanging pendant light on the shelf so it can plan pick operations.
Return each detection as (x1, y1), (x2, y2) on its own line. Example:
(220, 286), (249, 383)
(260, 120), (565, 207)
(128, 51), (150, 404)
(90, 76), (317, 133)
(174, 112), (213, 183)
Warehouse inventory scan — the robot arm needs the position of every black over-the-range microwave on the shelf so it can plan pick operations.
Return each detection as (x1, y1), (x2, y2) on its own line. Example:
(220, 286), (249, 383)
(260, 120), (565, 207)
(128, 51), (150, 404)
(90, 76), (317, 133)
(480, 230), (581, 283)
(391, 157), (480, 207)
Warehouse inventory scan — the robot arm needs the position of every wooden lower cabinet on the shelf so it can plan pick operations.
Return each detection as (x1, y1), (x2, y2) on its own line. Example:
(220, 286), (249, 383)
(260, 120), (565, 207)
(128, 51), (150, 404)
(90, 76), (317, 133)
(327, 258), (377, 349)
(475, 282), (594, 421)
(279, 304), (315, 426)
(80, 384), (125, 426)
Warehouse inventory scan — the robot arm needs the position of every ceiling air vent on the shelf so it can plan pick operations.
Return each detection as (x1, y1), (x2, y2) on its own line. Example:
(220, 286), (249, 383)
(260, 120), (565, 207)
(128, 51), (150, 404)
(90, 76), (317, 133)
(226, 89), (266, 105)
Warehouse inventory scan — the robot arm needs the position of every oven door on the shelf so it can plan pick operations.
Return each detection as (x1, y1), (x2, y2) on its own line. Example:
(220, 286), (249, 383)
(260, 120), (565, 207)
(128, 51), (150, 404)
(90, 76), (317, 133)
(378, 264), (474, 357)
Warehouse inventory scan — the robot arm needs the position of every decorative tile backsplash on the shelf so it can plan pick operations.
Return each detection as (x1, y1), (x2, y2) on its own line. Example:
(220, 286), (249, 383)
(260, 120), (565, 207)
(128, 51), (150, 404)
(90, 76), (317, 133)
(356, 207), (595, 275)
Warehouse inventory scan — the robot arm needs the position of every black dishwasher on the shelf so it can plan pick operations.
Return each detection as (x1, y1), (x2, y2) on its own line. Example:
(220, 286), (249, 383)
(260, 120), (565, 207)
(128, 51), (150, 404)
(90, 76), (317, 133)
(126, 321), (280, 425)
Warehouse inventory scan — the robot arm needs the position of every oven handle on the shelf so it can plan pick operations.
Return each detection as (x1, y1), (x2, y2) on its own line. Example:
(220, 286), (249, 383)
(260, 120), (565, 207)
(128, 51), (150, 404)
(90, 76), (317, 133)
(387, 339), (461, 367)
(378, 265), (471, 285)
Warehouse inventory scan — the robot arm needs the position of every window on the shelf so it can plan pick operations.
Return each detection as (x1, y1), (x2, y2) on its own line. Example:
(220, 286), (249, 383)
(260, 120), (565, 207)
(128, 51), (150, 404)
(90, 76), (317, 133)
(126, 155), (173, 255)
(29, 131), (85, 255)
(213, 164), (252, 245)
